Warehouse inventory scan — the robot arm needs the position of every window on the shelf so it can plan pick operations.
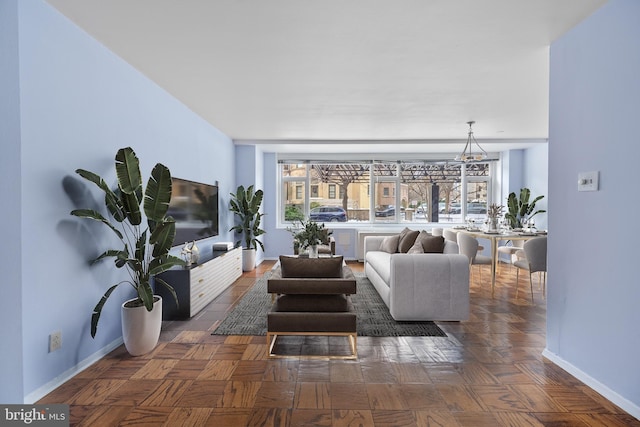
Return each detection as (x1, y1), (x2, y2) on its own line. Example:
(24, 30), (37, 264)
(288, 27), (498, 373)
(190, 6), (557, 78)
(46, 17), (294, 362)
(281, 164), (307, 222)
(278, 159), (492, 225)
(328, 184), (336, 199)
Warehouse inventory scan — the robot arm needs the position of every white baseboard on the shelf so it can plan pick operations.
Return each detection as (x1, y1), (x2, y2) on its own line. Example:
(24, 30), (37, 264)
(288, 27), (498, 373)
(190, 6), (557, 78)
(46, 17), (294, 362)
(542, 348), (640, 419)
(24, 338), (123, 404)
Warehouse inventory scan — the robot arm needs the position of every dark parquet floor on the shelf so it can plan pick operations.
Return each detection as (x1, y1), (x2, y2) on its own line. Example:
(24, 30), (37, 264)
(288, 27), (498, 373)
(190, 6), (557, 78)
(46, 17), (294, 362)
(38, 261), (639, 426)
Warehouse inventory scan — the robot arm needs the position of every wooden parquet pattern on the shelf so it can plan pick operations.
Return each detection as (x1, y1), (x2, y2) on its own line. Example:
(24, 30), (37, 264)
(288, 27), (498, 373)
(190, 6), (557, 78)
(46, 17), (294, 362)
(39, 261), (639, 426)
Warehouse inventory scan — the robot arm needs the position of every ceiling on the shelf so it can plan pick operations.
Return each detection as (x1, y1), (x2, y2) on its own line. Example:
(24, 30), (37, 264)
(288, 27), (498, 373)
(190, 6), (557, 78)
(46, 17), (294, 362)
(46, 0), (606, 154)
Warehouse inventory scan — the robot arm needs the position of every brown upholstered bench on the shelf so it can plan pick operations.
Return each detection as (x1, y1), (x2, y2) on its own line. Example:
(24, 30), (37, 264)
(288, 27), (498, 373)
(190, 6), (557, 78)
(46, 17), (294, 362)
(267, 256), (357, 359)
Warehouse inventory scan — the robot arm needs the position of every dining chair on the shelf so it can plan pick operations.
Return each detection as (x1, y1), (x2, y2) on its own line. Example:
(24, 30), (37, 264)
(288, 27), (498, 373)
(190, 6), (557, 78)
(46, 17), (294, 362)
(457, 232), (492, 283)
(513, 236), (547, 302)
(497, 239), (525, 273)
(442, 228), (457, 242)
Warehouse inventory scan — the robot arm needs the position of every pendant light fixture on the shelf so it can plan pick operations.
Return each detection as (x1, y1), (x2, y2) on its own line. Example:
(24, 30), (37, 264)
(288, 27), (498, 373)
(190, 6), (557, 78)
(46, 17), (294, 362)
(455, 121), (487, 162)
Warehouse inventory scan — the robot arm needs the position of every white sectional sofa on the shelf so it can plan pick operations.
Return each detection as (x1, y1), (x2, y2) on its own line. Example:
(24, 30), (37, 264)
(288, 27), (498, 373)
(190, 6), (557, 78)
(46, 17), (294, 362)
(364, 234), (470, 321)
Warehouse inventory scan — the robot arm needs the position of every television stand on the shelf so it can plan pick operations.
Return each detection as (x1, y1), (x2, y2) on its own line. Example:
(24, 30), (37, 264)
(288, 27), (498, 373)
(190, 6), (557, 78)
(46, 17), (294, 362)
(155, 247), (242, 320)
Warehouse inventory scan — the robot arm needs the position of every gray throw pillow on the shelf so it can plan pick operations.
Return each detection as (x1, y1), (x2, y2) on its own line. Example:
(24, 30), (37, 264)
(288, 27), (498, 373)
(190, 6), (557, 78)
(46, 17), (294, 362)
(379, 234), (400, 253)
(398, 228), (420, 253)
(419, 235), (445, 253)
(279, 255), (343, 278)
(407, 242), (425, 254)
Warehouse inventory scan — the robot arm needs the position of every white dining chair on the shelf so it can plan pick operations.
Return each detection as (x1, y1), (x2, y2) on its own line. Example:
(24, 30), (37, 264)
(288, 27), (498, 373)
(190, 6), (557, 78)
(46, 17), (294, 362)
(497, 239), (525, 273)
(513, 236), (547, 302)
(442, 228), (457, 243)
(457, 232), (492, 283)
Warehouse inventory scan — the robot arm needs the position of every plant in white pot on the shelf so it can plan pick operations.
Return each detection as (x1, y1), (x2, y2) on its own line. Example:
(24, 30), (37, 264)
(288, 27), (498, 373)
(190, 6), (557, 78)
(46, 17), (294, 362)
(229, 185), (265, 271)
(71, 147), (185, 356)
(505, 188), (546, 229)
(290, 219), (330, 258)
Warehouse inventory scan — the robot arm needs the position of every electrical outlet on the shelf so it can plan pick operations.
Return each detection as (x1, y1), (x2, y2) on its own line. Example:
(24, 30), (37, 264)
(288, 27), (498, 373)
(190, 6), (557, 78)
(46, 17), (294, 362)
(49, 331), (62, 353)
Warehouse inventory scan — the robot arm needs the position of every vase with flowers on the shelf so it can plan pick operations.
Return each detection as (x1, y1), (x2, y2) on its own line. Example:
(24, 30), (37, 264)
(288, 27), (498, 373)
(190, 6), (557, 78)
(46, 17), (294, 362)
(486, 203), (504, 232)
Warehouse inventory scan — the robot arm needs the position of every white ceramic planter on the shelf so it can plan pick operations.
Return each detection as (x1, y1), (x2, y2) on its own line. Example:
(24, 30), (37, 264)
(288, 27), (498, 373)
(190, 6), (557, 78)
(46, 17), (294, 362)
(242, 248), (256, 271)
(121, 296), (162, 356)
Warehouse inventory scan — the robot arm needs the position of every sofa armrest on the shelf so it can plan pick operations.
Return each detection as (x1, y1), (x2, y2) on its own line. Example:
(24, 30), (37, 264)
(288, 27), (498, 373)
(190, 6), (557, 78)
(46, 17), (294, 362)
(387, 253), (470, 321)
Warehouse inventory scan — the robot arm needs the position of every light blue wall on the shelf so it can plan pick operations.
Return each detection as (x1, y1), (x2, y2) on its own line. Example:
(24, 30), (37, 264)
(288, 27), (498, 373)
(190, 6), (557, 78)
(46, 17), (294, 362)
(233, 145), (265, 263)
(523, 145), (549, 231)
(0, 0), (25, 403)
(6, 0), (236, 402)
(497, 148), (548, 231)
(548, 0), (639, 413)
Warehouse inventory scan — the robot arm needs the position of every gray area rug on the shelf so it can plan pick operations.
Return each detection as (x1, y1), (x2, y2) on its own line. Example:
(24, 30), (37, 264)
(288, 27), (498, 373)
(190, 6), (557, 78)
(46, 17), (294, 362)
(211, 272), (446, 337)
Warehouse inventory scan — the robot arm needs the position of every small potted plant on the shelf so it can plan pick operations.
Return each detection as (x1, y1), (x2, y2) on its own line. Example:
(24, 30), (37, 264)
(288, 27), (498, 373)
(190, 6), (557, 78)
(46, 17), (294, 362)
(71, 147), (185, 356)
(291, 219), (330, 258)
(229, 185), (266, 271)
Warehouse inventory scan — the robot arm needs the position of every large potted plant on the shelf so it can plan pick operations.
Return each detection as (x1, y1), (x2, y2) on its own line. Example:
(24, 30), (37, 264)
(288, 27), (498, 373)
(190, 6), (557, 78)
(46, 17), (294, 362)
(71, 147), (185, 356)
(229, 185), (265, 271)
(505, 188), (546, 229)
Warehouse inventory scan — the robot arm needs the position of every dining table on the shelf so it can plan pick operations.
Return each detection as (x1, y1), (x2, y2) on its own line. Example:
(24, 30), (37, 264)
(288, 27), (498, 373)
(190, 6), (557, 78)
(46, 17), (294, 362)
(456, 228), (547, 297)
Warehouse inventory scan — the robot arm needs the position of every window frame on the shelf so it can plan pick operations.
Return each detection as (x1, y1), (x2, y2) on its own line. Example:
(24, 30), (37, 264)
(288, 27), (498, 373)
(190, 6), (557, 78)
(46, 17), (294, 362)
(277, 158), (495, 227)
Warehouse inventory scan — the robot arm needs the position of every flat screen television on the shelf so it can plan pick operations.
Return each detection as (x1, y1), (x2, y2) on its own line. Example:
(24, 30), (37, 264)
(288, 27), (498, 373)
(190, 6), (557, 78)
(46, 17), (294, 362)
(167, 177), (219, 246)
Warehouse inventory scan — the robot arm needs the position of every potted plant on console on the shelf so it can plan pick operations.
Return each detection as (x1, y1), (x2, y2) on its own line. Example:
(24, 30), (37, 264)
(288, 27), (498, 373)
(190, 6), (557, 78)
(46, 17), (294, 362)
(229, 185), (266, 271)
(71, 147), (185, 356)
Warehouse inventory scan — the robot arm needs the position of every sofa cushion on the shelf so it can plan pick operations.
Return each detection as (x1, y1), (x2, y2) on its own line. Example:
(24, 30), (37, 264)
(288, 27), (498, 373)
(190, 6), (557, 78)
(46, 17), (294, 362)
(279, 255), (343, 278)
(365, 251), (392, 283)
(398, 228), (420, 253)
(416, 233), (445, 253)
(273, 294), (351, 312)
(379, 234), (400, 253)
(407, 241), (424, 253)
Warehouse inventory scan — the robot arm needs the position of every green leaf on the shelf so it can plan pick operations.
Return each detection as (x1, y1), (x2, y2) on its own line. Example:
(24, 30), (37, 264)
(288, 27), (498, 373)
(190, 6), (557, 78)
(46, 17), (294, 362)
(149, 254), (186, 276)
(154, 277), (179, 309)
(76, 169), (127, 222)
(71, 209), (124, 239)
(91, 284), (119, 338)
(150, 219), (176, 257)
(115, 147), (142, 194)
(92, 249), (128, 266)
(137, 280), (154, 311)
(135, 232), (146, 266)
(144, 163), (172, 223)
(120, 187), (142, 225)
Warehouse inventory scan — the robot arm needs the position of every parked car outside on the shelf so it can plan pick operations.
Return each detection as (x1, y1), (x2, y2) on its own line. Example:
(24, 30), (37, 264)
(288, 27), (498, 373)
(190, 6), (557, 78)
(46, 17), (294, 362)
(467, 203), (487, 214)
(309, 206), (347, 222)
(375, 206), (395, 217)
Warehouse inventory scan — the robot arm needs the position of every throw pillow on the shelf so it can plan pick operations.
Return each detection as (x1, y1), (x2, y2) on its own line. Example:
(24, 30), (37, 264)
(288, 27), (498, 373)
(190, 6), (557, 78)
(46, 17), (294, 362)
(407, 241), (425, 254)
(419, 234), (445, 253)
(279, 255), (343, 278)
(397, 228), (420, 253)
(379, 234), (400, 253)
